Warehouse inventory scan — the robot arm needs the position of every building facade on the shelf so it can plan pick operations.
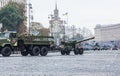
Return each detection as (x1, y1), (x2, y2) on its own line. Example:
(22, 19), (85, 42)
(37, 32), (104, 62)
(49, 4), (64, 45)
(95, 24), (120, 42)
(94, 24), (120, 49)
(64, 25), (77, 40)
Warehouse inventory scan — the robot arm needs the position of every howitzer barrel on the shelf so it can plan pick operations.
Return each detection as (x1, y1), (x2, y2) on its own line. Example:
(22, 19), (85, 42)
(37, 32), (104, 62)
(76, 37), (95, 44)
(61, 37), (95, 45)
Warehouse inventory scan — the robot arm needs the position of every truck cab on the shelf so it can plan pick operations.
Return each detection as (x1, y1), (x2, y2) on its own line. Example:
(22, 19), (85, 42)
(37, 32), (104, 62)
(0, 31), (17, 56)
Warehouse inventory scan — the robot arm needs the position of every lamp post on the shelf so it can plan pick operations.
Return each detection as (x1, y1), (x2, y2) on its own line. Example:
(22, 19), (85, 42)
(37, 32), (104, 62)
(28, 0), (32, 34)
(63, 12), (68, 41)
(72, 25), (75, 40)
(0, 23), (2, 32)
(48, 14), (53, 36)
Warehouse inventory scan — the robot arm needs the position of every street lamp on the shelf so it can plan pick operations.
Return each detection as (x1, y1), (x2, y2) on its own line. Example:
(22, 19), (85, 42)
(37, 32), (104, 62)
(28, 0), (32, 34)
(72, 25), (75, 40)
(48, 14), (54, 36)
(63, 12), (68, 26)
(63, 12), (68, 41)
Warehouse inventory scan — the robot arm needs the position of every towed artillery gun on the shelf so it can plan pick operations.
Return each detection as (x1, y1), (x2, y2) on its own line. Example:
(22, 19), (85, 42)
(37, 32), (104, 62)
(0, 31), (54, 57)
(59, 37), (95, 55)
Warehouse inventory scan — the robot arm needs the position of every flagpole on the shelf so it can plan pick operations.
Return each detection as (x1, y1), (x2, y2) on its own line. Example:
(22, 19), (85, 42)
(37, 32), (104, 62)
(67, 13), (68, 26)
(63, 12), (68, 41)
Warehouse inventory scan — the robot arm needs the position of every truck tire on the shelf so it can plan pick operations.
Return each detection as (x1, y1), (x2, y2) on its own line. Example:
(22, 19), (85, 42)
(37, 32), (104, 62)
(79, 48), (84, 55)
(18, 40), (25, 51)
(40, 47), (48, 56)
(31, 46), (40, 56)
(61, 49), (65, 55)
(29, 50), (34, 56)
(74, 49), (79, 55)
(21, 51), (29, 56)
(1, 47), (12, 57)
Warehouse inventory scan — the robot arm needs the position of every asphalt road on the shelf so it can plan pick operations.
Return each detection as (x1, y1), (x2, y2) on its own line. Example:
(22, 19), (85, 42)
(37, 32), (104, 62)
(0, 50), (120, 76)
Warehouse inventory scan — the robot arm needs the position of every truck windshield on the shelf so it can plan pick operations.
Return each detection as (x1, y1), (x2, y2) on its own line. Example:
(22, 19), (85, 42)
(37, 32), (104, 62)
(0, 33), (10, 38)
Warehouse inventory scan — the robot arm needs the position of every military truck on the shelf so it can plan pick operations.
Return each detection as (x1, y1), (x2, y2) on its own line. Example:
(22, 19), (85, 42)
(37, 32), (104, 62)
(59, 37), (95, 55)
(0, 31), (54, 57)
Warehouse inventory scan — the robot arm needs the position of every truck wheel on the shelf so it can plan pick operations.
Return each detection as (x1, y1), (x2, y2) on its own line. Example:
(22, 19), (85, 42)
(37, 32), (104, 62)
(18, 40), (25, 51)
(61, 49), (65, 55)
(1, 47), (12, 57)
(40, 47), (48, 56)
(79, 48), (84, 55)
(21, 50), (29, 56)
(74, 49), (79, 55)
(31, 46), (40, 56)
(30, 50), (34, 56)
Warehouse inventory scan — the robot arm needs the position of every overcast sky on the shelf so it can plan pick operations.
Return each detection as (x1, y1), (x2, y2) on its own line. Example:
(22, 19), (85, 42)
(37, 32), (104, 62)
(30, 0), (120, 34)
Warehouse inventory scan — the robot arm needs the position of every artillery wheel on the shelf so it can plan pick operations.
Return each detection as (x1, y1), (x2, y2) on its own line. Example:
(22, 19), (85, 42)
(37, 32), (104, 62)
(40, 47), (48, 56)
(31, 46), (40, 56)
(79, 48), (84, 55)
(61, 49), (65, 55)
(74, 49), (79, 55)
(66, 50), (70, 55)
(1, 47), (12, 57)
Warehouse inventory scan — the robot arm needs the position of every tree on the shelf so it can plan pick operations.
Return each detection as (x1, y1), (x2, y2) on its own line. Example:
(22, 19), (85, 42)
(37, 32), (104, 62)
(39, 28), (50, 36)
(16, 3), (27, 34)
(81, 27), (93, 37)
(0, 1), (25, 32)
(74, 33), (84, 40)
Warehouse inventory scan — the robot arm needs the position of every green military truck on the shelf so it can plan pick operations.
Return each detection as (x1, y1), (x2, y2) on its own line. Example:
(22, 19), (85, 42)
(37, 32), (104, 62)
(0, 31), (54, 57)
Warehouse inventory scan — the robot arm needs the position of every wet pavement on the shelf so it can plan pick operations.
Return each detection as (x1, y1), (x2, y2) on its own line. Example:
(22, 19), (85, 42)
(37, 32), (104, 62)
(0, 50), (120, 76)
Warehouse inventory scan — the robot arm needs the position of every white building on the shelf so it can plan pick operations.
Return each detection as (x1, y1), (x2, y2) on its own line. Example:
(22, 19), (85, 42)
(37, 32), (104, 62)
(65, 25), (76, 39)
(95, 24), (120, 42)
(49, 3), (64, 45)
(94, 24), (120, 49)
